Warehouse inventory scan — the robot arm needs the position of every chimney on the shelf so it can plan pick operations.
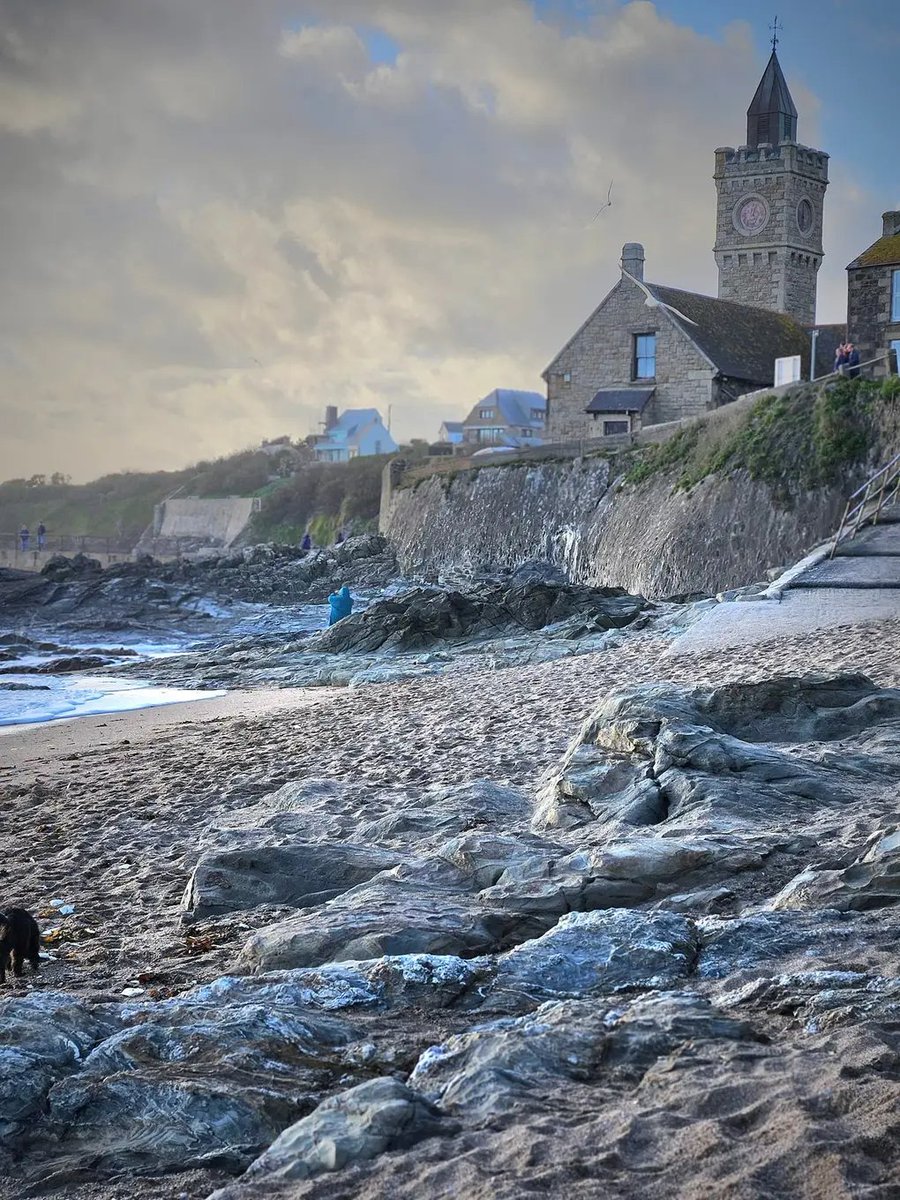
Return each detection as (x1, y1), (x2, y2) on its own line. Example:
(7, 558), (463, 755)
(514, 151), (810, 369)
(621, 243), (645, 282)
(324, 405), (338, 430)
(883, 211), (900, 238)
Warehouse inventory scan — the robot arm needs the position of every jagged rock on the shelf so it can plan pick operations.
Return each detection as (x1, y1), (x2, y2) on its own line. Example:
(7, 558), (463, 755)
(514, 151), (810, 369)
(41, 998), (361, 1174)
(534, 677), (866, 837)
(770, 826), (900, 912)
(182, 842), (402, 921)
(696, 908), (900, 981)
(187, 954), (487, 1014)
(40, 552), (103, 581)
(309, 579), (646, 655)
(0, 993), (118, 1152)
(240, 868), (505, 973)
(208, 1078), (451, 1195)
(486, 909), (698, 1005)
(408, 991), (755, 1119)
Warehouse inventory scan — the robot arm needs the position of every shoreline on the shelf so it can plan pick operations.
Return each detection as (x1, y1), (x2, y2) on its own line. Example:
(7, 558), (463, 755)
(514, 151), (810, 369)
(0, 686), (333, 775)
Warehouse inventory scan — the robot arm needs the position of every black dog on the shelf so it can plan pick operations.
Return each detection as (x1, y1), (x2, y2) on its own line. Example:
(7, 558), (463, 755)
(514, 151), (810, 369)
(0, 908), (41, 984)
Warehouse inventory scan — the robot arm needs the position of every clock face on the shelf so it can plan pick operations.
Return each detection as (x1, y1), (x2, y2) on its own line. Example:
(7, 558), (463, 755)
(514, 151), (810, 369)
(735, 196), (769, 235)
(797, 198), (814, 234)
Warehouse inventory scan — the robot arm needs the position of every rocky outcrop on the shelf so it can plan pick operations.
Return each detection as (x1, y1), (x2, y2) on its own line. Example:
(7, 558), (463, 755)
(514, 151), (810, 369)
(209, 1078), (451, 1194)
(309, 577), (646, 655)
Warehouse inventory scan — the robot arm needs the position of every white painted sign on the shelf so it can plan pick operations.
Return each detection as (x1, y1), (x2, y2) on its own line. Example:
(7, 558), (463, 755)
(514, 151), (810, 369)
(774, 355), (802, 387)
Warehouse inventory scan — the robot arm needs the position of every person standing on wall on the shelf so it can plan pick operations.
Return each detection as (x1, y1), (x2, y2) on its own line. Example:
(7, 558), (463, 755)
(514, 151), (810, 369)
(19, 526), (29, 552)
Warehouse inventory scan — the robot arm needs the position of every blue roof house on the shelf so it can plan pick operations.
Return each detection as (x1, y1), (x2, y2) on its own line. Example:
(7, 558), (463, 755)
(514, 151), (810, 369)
(461, 389), (546, 447)
(313, 409), (398, 462)
(438, 420), (465, 445)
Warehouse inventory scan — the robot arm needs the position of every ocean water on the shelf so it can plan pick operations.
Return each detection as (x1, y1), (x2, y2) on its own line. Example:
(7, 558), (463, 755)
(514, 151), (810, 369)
(0, 600), (332, 728)
(0, 674), (226, 728)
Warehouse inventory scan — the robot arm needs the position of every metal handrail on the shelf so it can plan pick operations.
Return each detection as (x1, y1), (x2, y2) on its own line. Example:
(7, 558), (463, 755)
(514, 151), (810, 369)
(830, 450), (900, 557)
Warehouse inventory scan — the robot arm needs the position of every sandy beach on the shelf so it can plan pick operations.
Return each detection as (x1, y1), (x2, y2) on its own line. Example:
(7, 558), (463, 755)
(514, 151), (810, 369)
(3, 613), (898, 1003)
(1, 602), (900, 1200)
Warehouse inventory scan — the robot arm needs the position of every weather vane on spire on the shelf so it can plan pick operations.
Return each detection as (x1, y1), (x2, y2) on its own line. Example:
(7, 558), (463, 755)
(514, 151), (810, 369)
(769, 14), (781, 51)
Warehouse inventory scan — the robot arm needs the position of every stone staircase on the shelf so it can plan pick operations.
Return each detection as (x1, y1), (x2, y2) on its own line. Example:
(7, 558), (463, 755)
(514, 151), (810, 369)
(788, 507), (900, 590)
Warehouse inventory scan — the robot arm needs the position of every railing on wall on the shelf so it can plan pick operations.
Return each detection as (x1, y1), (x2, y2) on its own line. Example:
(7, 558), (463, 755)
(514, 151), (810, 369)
(830, 451), (900, 558)
(0, 533), (137, 556)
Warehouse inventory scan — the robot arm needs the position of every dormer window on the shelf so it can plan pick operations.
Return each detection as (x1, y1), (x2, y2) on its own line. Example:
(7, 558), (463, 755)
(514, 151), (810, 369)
(530, 408), (544, 421)
(479, 408), (494, 419)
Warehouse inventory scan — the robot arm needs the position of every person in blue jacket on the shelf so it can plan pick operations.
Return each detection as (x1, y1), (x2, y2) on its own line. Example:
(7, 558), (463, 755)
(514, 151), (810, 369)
(328, 585), (353, 625)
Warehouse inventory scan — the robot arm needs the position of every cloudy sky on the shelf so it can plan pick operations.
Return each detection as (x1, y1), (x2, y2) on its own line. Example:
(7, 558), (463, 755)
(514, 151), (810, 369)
(1, 0), (897, 482)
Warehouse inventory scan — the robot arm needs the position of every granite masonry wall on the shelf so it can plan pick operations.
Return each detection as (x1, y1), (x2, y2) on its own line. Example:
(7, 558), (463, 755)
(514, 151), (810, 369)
(545, 279), (716, 442)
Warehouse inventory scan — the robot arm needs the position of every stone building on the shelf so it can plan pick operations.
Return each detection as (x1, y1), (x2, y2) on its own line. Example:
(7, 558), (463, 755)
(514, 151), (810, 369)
(544, 243), (809, 440)
(544, 49), (830, 441)
(846, 211), (900, 377)
(459, 388), (546, 447)
(714, 50), (828, 326)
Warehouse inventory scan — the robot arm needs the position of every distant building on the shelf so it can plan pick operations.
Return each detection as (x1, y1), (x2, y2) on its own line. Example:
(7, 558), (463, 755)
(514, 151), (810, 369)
(847, 211), (900, 378)
(461, 388), (546, 447)
(313, 408), (398, 463)
(438, 420), (465, 445)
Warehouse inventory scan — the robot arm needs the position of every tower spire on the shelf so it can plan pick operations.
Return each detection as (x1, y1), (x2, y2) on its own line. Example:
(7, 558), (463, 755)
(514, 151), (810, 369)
(770, 14), (781, 52)
(746, 45), (797, 146)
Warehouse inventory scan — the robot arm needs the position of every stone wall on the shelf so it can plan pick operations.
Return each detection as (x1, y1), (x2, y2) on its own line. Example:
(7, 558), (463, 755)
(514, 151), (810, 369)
(384, 455), (853, 599)
(152, 497), (259, 547)
(848, 264), (900, 377)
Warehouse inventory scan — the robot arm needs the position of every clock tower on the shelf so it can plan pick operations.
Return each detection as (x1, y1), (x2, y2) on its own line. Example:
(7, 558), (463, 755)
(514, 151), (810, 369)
(713, 49), (828, 325)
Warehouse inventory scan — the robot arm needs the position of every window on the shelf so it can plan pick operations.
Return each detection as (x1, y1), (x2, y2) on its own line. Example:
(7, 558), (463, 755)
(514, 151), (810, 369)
(530, 407), (544, 421)
(475, 427), (505, 444)
(633, 333), (656, 380)
(891, 340), (900, 374)
(603, 419), (629, 436)
(478, 408), (494, 419)
(893, 270), (900, 321)
(562, 371), (572, 383)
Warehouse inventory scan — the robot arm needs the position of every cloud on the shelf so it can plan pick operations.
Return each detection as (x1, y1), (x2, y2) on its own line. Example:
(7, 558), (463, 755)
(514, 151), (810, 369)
(0, 0), (879, 481)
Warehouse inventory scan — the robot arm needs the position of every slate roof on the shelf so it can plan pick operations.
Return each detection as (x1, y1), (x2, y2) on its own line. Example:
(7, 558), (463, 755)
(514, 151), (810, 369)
(323, 408), (382, 442)
(464, 388), (546, 431)
(848, 234), (900, 269)
(747, 50), (797, 146)
(440, 421), (464, 433)
(644, 282), (810, 383)
(586, 387), (654, 414)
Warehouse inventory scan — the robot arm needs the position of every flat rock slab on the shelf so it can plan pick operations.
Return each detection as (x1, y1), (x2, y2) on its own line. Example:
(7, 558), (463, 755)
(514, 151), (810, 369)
(183, 843), (402, 921)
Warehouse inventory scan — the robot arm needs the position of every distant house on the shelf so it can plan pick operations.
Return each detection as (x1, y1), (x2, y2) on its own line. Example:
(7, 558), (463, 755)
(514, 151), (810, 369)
(543, 243), (811, 441)
(313, 408), (398, 463)
(847, 211), (900, 378)
(438, 420), (465, 445)
(461, 389), (546, 447)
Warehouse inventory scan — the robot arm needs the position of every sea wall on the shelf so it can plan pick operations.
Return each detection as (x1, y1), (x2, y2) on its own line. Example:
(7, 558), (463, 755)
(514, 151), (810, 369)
(383, 457), (853, 598)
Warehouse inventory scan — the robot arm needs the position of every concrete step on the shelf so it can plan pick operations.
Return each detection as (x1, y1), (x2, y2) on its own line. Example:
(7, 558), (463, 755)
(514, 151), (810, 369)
(789, 554), (900, 589)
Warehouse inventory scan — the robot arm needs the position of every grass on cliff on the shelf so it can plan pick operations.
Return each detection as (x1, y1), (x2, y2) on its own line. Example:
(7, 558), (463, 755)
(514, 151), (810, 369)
(624, 377), (895, 498)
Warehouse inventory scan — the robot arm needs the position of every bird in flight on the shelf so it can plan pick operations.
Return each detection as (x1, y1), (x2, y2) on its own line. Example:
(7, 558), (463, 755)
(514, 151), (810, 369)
(591, 180), (614, 222)
(621, 267), (698, 326)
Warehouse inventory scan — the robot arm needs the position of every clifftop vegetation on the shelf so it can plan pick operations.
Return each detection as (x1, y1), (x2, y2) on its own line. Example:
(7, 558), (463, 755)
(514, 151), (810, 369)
(624, 376), (900, 499)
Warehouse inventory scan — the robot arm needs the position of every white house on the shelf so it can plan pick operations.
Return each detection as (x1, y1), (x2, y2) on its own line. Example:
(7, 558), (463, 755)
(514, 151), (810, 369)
(313, 409), (398, 463)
